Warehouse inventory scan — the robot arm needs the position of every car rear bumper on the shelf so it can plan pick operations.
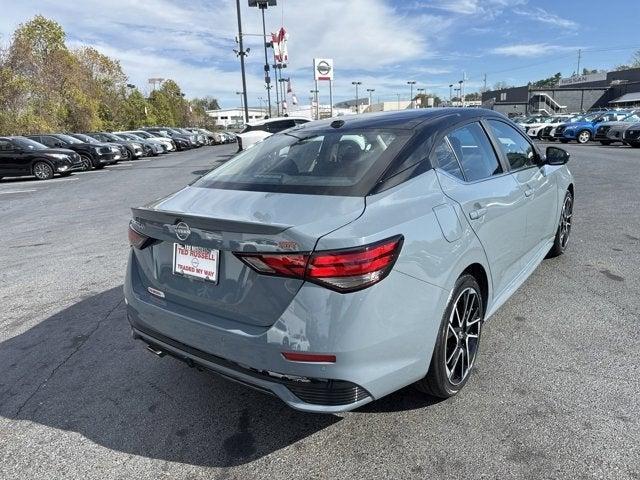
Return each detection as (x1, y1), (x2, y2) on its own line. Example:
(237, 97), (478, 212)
(124, 251), (448, 412)
(96, 152), (120, 164)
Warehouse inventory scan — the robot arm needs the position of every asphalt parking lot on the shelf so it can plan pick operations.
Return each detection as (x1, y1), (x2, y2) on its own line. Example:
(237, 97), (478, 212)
(0, 143), (639, 479)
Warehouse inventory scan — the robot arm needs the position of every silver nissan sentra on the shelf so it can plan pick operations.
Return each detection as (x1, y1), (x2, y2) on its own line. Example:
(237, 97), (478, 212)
(124, 108), (574, 413)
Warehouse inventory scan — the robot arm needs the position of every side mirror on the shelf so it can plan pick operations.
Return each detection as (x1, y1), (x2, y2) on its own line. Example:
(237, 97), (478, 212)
(546, 146), (570, 165)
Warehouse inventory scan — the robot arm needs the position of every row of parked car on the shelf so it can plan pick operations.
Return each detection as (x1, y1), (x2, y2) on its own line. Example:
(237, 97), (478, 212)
(0, 127), (238, 181)
(515, 109), (640, 146)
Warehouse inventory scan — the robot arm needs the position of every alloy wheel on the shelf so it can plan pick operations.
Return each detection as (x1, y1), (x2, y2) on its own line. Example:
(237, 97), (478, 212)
(80, 155), (92, 171)
(559, 194), (573, 248)
(578, 131), (590, 143)
(445, 287), (482, 386)
(33, 162), (53, 180)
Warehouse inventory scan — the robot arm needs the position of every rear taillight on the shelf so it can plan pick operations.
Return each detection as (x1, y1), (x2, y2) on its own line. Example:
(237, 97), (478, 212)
(128, 221), (150, 249)
(235, 235), (403, 293)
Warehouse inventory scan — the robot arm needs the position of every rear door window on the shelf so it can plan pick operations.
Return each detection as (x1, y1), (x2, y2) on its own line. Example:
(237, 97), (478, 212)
(446, 123), (502, 182)
(433, 139), (464, 180)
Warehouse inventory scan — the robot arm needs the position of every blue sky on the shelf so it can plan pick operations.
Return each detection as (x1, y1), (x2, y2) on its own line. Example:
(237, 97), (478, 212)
(1, 0), (639, 109)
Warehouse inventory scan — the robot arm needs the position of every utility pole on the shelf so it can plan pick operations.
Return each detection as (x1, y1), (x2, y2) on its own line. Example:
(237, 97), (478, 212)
(250, 1), (276, 117)
(310, 89), (319, 120)
(483, 73), (487, 92)
(449, 84), (453, 105)
(407, 81), (416, 108)
(234, 0), (249, 123)
(576, 49), (582, 76)
(366, 88), (375, 112)
(352, 81), (362, 113)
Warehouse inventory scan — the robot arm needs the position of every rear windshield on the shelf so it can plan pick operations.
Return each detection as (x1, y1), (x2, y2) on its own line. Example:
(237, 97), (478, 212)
(193, 128), (411, 196)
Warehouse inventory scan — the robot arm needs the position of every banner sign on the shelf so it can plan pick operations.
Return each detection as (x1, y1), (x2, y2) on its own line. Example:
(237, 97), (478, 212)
(314, 58), (334, 81)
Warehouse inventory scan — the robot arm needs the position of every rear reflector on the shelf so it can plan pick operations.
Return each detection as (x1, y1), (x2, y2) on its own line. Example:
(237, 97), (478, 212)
(235, 235), (403, 293)
(282, 352), (336, 363)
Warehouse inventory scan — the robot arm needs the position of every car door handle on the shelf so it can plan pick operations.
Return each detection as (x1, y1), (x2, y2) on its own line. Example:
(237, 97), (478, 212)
(524, 187), (535, 197)
(469, 208), (487, 220)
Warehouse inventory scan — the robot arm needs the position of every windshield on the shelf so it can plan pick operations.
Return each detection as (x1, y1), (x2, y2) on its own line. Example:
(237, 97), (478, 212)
(623, 113), (640, 123)
(130, 131), (152, 139)
(100, 132), (121, 142)
(55, 134), (82, 144)
(13, 137), (47, 150)
(73, 133), (100, 144)
(193, 128), (410, 196)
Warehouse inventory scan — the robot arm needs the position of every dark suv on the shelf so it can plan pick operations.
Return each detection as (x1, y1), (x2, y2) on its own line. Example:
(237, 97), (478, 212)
(27, 134), (121, 170)
(0, 136), (84, 181)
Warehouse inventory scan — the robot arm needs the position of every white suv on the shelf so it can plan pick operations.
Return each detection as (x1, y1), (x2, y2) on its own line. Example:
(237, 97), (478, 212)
(236, 117), (310, 151)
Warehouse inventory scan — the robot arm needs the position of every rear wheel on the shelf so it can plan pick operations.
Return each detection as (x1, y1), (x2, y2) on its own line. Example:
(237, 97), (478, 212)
(415, 275), (484, 398)
(547, 190), (573, 258)
(33, 161), (54, 180)
(576, 130), (591, 144)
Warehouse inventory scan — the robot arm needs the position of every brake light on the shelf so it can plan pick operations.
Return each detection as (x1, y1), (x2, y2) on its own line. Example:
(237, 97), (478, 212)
(235, 235), (403, 293)
(128, 221), (150, 249)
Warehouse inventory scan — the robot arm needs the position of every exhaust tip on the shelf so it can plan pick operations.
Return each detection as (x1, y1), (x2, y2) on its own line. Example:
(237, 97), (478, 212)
(146, 344), (166, 357)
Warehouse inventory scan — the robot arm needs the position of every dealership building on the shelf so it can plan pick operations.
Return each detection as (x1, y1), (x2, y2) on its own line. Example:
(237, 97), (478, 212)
(482, 67), (640, 116)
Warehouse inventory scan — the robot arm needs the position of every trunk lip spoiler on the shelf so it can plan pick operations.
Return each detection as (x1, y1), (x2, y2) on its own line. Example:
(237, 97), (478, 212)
(131, 206), (289, 235)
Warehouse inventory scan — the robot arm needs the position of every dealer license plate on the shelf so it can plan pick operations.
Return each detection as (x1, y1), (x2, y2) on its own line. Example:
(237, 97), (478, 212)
(172, 243), (219, 283)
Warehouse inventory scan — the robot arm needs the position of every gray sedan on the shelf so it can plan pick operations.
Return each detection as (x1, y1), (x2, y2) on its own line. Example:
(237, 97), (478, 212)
(124, 109), (574, 412)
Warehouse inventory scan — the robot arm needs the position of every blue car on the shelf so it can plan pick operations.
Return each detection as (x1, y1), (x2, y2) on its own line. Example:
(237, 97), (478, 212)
(124, 109), (574, 412)
(554, 111), (630, 144)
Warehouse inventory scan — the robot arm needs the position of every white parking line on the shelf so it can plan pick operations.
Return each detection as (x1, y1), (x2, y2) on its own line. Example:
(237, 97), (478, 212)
(0, 176), (79, 186)
(0, 189), (37, 195)
(72, 170), (111, 174)
(108, 163), (133, 168)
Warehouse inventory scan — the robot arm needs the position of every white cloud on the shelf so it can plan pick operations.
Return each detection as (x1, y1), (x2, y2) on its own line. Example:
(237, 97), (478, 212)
(417, 0), (526, 15)
(490, 43), (578, 57)
(513, 7), (578, 29)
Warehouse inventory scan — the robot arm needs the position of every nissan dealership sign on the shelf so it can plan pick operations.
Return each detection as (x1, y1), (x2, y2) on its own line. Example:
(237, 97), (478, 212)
(558, 72), (607, 86)
(314, 58), (334, 81)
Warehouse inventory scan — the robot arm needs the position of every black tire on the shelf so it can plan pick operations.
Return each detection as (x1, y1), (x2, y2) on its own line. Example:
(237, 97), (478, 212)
(547, 190), (573, 258)
(560, 139), (569, 143)
(33, 161), (54, 180)
(631, 142), (640, 148)
(94, 164), (105, 170)
(599, 140), (611, 146)
(123, 149), (132, 160)
(59, 172), (73, 177)
(537, 131), (544, 140)
(576, 130), (591, 144)
(80, 154), (93, 171)
(415, 274), (484, 399)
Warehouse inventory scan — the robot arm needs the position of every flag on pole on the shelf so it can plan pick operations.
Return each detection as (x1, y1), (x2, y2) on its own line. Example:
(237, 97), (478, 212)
(271, 27), (288, 64)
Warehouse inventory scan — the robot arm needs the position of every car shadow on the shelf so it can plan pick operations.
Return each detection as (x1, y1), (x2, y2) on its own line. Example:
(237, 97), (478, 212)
(0, 287), (340, 467)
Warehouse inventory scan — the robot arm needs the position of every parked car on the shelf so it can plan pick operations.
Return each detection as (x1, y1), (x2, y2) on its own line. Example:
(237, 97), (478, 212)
(525, 115), (573, 140)
(122, 130), (176, 152)
(113, 132), (163, 156)
(539, 115), (579, 141)
(594, 111), (640, 145)
(622, 123), (640, 148)
(68, 133), (128, 161)
(143, 128), (193, 150)
(236, 117), (310, 151)
(85, 132), (146, 159)
(0, 136), (84, 181)
(26, 133), (120, 170)
(124, 108), (574, 412)
(554, 110), (630, 144)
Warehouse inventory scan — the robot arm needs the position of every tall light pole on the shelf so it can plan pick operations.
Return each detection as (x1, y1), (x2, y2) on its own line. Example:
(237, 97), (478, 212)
(250, 0), (276, 117)
(449, 84), (453, 106)
(417, 87), (425, 108)
(236, 91), (245, 115)
(407, 81), (416, 109)
(310, 89), (319, 120)
(458, 80), (464, 108)
(351, 81), (362, 113)
(366, 88), (375, 112)
(234, 0), (249, 122)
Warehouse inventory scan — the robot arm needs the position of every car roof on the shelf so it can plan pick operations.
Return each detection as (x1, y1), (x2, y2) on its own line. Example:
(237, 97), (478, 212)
(246, 116), (309, 126)
(289, 108), (505, 131)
